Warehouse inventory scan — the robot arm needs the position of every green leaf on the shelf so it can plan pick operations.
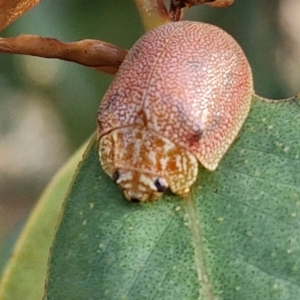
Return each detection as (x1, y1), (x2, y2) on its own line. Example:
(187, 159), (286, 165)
(0, 140), (89, 300)
(44, 98), (300, 300)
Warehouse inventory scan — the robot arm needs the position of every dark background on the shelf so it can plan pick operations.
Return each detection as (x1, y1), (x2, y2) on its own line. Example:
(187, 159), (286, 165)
(0, 0), (299, 271)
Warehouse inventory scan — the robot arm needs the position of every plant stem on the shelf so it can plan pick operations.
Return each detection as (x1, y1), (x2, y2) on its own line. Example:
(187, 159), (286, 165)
(0, 35), (127, 75)
(134, 0), (170, 32)
(0, 0), (40, 31)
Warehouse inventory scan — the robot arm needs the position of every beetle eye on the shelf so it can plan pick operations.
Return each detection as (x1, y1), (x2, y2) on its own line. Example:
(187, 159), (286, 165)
(130, 198), (140, 203)
(112, 170), (120, 183)
(154, 178), (168, 193)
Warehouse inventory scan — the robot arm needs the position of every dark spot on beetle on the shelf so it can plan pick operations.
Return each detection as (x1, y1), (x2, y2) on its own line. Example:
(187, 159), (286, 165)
(187, 60), (203, 70)
(130, 198), (140, 203)
(154, 178), (168, 193)
(189, 129), (203, 145)
(112, 170), (120, 183)
(135, 110), (147, 127)
(188, 60), (201, 64)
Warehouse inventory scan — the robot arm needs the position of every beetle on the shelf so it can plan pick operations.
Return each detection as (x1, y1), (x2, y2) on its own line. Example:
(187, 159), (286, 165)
(97, 21), (253, 202)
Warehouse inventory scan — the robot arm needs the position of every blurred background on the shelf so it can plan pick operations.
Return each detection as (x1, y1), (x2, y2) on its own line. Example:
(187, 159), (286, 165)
(0, 0), (299, 273)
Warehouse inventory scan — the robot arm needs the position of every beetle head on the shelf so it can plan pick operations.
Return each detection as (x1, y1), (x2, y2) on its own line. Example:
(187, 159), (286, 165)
(98, 126), (198, 202)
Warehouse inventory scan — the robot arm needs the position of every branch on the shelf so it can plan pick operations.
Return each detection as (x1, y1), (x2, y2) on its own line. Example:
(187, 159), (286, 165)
(0, 35), (127, 75)
(169, 0), (234, 21)
(204, 0), (234, 8)
(0, 0), (40, 31)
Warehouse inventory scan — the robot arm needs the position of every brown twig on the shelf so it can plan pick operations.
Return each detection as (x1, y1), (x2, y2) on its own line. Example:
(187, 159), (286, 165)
(0, 35), (128, 75)
(169, 0), (234, 21)
(204, 0), (234, 8)
(0, 0), (40, 31)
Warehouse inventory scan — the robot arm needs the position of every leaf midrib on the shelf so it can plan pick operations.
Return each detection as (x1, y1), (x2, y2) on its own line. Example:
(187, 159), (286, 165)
(184, 191), (215, 300)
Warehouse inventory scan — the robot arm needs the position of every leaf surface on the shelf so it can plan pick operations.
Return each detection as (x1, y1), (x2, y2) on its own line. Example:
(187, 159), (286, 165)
(0, 141), (88, 300)
(45, 98), (300, 300)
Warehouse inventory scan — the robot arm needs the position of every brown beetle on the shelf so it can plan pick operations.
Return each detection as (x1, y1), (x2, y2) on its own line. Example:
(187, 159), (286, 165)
(97, 21), (253, 202)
